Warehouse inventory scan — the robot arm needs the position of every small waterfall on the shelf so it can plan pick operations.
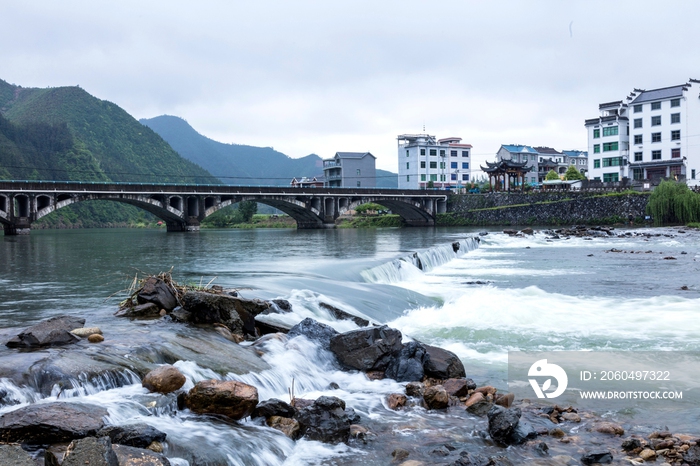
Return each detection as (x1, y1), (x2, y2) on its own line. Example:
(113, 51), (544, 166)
(0, 378), (42, 408)
(51, 369), (142, 399)
(361, 237), (481, 284)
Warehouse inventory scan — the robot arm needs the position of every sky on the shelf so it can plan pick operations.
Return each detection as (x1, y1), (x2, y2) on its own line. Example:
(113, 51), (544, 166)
(1, 1), (699, 175)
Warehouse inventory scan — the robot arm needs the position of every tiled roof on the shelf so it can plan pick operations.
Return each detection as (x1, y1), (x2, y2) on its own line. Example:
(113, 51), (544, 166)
(500, 145), (537, 153)
(334, 152), (375, 159)
(533, 146), (562, 155)
(630, 85), (685, 104)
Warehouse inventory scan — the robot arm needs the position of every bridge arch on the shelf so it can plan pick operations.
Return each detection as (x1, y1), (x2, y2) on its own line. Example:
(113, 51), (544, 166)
(342, 197), (436, 226)
(202, 196), (328, 229)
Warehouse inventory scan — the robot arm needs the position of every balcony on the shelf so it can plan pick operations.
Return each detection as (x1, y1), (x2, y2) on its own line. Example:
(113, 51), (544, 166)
(326, 173), (342, 181)
(323, 161), (341, 168)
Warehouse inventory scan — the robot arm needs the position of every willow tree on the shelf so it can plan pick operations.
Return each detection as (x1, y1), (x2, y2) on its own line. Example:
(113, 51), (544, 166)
(646, 180), (700, 225)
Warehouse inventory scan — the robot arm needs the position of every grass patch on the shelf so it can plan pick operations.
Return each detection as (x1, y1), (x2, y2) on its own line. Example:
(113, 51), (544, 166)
(337, 215), (404, 228)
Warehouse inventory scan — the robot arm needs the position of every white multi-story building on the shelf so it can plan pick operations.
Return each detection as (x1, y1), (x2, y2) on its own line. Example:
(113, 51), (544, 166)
(397, 134), (472, 189)
(586, 79), (700, 186)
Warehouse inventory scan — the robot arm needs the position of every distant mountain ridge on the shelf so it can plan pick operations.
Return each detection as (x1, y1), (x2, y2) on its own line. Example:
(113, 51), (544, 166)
(140, 115), (398, 188)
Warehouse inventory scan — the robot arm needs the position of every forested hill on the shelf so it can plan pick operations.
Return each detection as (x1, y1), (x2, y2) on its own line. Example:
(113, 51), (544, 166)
(0, 79), (217, 184)
(141, 115), (399, 188)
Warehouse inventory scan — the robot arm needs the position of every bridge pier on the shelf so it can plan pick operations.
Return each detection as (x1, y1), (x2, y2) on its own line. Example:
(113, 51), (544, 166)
(3, 223), (31, 236)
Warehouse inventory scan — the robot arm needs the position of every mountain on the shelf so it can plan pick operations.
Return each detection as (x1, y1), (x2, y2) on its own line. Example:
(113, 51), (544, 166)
(140, 115), (398, 188)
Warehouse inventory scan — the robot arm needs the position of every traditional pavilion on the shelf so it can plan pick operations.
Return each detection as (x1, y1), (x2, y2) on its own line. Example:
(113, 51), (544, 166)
(480, 160), (531, 192)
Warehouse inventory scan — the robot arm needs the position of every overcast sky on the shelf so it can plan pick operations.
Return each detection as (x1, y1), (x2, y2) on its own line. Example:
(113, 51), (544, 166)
(1, 1), (699, 174)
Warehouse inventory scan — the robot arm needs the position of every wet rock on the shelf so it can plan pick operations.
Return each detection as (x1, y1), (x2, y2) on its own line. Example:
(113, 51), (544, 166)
(137, 277), (178, 311)
(214, 324), (245, 342)
(0, 444), (34, 466)
(432, 445), (451, 456)
(534, 441), (549, 456)
(621, 437), (642, 451)
(594, 421), (624, 436)
(580, 450), (612, 464)
(97, 423), (167, 449)
(185, 379), (258, 420)
(423, 345), (466, 379)
(487, 404), (535, 446)
(465, 392), (485, 407)
(549, 427), (565, 438)
(291, 398), (314, 410)
(392, 448), (410, 462)
(330, 325), (402, 371)
(181, 291), (246, 336)
(449, 451), (492, 466)
(252, 398), (296, 419)
(267, 416), (301, 439)
(494, 393), (514, 408)
(170, 306), (191, 322)
(423, 385), (449, 410)
(474, 385), (497, 397)
(115, 302), (161, 319)
(521, 227), (534, 235)
(443, 378), (474, 398)
(405, 382), (424, 397)
(6, 315), (85, 348)
(88, 334), (104, 343)
(664, 256), (677, 260)
(639, 448), (656, 461)
(561, 412), (580, 423)
(287, 318), (339, 351)
(385, 341), (427, 382)
(62, 436), (119, 466)
(294, 396), (353, 443)
(387, 393), (407, 410)
(452, 241), (461, 252)
(113, 444), (171, 465)
(0, 402), (107, 443)
(479, 231), (488, 236)
(70, 327), (102, 337)
(684, 445), (700, 465)
(503, 229), (517, 235)
(365, 370), (385, 380)
(142, 365), (186, 394)
(319, 302), (370, 327)
(271, 299), (292, 312)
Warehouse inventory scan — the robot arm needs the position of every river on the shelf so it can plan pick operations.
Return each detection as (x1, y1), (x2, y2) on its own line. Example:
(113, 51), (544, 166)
(1, 226), (699, 465)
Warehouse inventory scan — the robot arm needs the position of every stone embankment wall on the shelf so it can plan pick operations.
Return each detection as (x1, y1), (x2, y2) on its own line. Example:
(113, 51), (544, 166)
(444, 192), (650, 226)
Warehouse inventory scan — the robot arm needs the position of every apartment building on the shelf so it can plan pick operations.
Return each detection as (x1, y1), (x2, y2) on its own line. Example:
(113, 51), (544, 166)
(397, 134), (472, 189)
(323, 152), (376, 188)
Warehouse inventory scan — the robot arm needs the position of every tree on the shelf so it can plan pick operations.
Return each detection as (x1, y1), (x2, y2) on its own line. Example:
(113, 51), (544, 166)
(238, 201), (258, 222)
(564, 165), (585, 181)
(545, 170), (560, 181)
(646, 180), (700, 226)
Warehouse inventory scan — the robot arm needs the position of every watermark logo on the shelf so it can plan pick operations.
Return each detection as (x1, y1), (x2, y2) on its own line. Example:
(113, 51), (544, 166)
(528, 359), (568, 399)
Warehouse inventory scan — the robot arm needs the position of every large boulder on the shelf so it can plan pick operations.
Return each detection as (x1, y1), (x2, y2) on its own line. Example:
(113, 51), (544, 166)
(115, 303), (161, 319)
(0, 402), (108, 443)
(142, 365), (186, 394)
(487, 404), (536, 446)
(62, 436), (119, 466)
(0, 444), (34, 466)
(113, 444), (171, 466)
(137, 277), (179, 311)
(252, 398), (296, 419)
(287, 318), (338, 350)
(184, 379), (258, 420)
(423, 344), (466, 379)
(267, 416), (302, 440)
(329, 325), (402, 371)
(385, 341), (427, 382)
(294, 396), (354, 443)
(182, 291), (246, 336)
(6, 315), (85, 348)
(97, 423), (167, 449)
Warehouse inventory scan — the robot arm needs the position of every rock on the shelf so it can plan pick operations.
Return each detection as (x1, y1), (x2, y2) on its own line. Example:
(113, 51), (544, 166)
(365, 370), (385, 380)
(534, 442), (549, 456)
(267, 416), (301, 439)
(392, 448), (410, 462)
(443, 378), (474, 398)
(621, 438), (642, 451)
(385, 342), (427, 382)
(181, 291), (246, 336)
(449, 451), (492, 466)
(509, 420), (537, 445)
(62, 436), (119, 466)
(271, 299), (292, 312)
(88, 334), (105, 343)
(639, 448), (656, 461)
(148, 441), (163, 453)
(387, 393), (407, 410)
(580, 450), (613, 464)
(494, 393), (514, 408)
(115, 302), (161, 318)
(594, 421), (624, 436)
(252, 398), (296, 419)
(479, 231), (488, 236)
(137, 277), (179, 311)
(0, 402), (107, 443)
(319, 302), (370, 327)
(185, 379), (258, 420)
(521, 227), (534, 235)
(549, 427), (565, 438)
(405, 382), (424, 397)
(294, 396), (353, 443)
(97, 423), (167, 449)
(291, 398), (314, 410)
(0, 444), (34, 466)
(452, 241), (461, 252)
(487, 404), (522, 445)
(465, 392), (485, 407)
(170, 306), (191, 322)
(432, 445), (451, 456)
(142, 365), (186, 394)
(6, 315), (85, 348)
(423, 345), (466, 379)
(561, 412), (580, 422)
(329, 325), (402, 371)
(466, 400), (493, 417)
(70, 327), (102, 337)
(423, 385), (449, 410)
(474, 385), (497, 396)
(113, 444), (171, 466)
(503, 229), (517, 235)
(684, 445), (700, 465)
(287, 318), (338, 350)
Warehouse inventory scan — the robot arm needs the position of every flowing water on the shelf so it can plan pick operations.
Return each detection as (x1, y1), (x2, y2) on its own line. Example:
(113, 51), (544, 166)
(1, 226), (699, 465)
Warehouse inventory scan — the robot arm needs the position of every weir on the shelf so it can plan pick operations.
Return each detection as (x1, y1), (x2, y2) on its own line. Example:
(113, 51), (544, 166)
(0, 181), (448, 235)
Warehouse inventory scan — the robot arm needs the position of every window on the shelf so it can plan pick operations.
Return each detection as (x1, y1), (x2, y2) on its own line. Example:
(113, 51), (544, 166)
(671, 113), (680, 124)
(439, 150), (445, 157)
(603, 142), (618, 152)
(420, 161), (426, 168)
(357, 181), (361, 187)
(440, 174), (446, 181)
(651, 132), (661, 143)
(451, 174), (457, 180)
(406, 150), (409, 157)
(439, 162), (446, 169)
(671, 98), (681, 107)
(634, 152), (642, 162)
(429, 149), (437, 156)
(634, 134), (643, 144)
(420, 149), (425, 156)
(651, 102), (661, 110)
(593, 144), (600, 154)
(594, 177), (601, 181)
(429, 161), (437, 169)
(603, 126), (618, 137)
(652, 150), (661, 160)
(450, 162), (458, 169)
(420, 174), (426, 181)
(633, 104), (642, 113)
(356, 169), (361, 176)
(651, 115), (661, 126)
(462, 174), (469, 181)
(462, 162), (469, 169)
(692, 169), (696, 180)
(450, 150), (457, 157)
(429, 174), (437, 181)
(406, 162), (409, 169)
(594, 159), (600, 168)
(531, 154), (536, 161)
(593, 128), (600, 138)
(406, 175), (410, 182)
(671, 130), (680, 141)
(462, 151), (469, 157)
(603, 157), (623, 167)
(603, 173), (619, 182)
(672, 148), (681, 158)
(634, 118), (642, 128)
(633, 168), (643, 180)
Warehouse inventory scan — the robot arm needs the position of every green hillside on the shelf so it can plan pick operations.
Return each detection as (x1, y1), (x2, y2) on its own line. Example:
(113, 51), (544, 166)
(141, 115), (399, 188)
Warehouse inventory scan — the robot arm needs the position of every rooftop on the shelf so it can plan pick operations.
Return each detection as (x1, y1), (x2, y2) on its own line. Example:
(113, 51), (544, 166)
(333, 151), (375, 159)
(629, 84), (686, 104)
(501, 144), (537, 153)
(533, 146), (562, 155)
